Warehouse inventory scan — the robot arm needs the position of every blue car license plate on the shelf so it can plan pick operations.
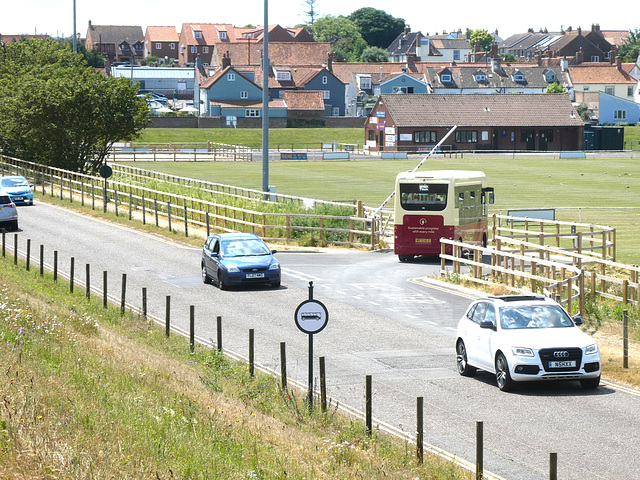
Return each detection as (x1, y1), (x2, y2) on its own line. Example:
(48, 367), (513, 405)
(246, 273), (265, 279)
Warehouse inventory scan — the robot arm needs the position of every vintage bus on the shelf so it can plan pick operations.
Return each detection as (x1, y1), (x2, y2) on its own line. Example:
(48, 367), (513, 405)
(393, 170), (494, 261)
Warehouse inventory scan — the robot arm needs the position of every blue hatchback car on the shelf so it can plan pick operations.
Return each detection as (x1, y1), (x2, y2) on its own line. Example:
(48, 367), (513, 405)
(201, 233), (281, 289)
(0, 176), (34, 205)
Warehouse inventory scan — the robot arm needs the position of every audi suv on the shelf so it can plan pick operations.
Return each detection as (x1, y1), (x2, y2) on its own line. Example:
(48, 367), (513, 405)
(456, 294), (600, 391)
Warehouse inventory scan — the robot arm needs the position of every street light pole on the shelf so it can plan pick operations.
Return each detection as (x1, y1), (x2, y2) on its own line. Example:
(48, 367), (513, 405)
(72, 0), (77, 52)
(261, 0), (269, 196)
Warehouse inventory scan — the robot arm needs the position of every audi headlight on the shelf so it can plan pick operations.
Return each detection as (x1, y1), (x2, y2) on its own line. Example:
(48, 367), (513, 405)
(585, 344), (599, 355)
(226, 265), (240, 273)
(512, 347), (534, 357)
(269, 262), (280, 271)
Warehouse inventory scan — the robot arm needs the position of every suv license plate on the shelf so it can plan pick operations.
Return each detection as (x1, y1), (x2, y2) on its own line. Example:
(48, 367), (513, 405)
(246, 273), (265, 279)
(549, 360), (576, 368)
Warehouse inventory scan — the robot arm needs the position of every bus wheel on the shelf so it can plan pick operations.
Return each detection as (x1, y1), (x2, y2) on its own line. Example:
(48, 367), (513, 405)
(398, 255), (414, 262)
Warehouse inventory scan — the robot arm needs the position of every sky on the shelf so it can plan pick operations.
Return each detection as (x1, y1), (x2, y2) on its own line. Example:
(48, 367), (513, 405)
(1, 0), (636, 41)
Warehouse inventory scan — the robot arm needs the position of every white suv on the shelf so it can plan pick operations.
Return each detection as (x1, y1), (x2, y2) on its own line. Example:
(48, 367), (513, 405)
(0, 191), (18, 231)
(456, 295), (600, 391)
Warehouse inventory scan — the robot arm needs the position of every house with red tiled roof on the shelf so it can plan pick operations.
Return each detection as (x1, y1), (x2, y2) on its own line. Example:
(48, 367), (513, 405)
(144, 26), (179, 63)
(199, 62), (286, 120)
(365, 93), (584, 152)
(283, 90), (325, 126)
(567, 57), (638, 102)
(210, 41), (331, 68)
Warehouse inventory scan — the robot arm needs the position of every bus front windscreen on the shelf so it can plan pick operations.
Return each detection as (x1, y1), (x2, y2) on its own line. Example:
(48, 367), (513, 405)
(399, 183), (448, 211)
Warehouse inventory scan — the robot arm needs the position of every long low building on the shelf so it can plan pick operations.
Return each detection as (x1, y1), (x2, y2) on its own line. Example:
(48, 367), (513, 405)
(365, 93), (585, 152)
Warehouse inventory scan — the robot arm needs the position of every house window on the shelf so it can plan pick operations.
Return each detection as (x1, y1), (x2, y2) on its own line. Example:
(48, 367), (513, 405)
(414, 131), (437, 143)
(591, 55), (600, 62)
(194, 31), (203, 40)
(605, 86), (615, 95)
(276, 71), (291, 81)
(170, 43), (175, 49)
(227, 73), (236, 81)
(368, 130), (375, 141)
(323, 90), (330, 99)
(393, 86), (408, 93)
(455, 131), (477, 143)
(190, 46), (196, 53)
(629, 86), (635, 97)
(203, 46), (209, 54)
(240, 91), (248, 99)
(155, 43), (162, 49)
(360, 77), (371, 89)
(614, 110), (627, 120)
(332, 107), (340, 116)
(322, 76), (328, 85)
(475, 73), (486, 82)
(440, 74), (452, 83)
(453, 49), (460, 61)
(514, 73), (525, 82)
(583, 86), (590, 91)
(219, 31), (228, 40)
(245, 109), (260, 117)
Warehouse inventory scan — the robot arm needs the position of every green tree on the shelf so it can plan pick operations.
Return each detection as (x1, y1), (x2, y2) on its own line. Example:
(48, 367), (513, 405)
(312, 15), (367, 62)
(469, 29), (494, 52)
(546, 82), (565, 93)
(301, 0), (319, 26)
(347, 7), (405, 50)
(619, 28), (640, 63)
(360, 46), (390, 63)
(0, 38), (149, 173)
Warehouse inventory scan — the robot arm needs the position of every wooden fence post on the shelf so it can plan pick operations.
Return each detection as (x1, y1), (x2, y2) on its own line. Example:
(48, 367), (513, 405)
(165, 295), (170, 337)
(417, 396), (424, 465)
(120, 273), (127, 315)
(280, 342), (287, 391)
(476, 421), (483, 480)
(365, 375), (372, 436)
(623, 310), (629, 369)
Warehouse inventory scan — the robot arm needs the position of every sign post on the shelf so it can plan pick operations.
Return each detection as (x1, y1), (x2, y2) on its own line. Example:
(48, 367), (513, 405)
(294, 281), (328, 413)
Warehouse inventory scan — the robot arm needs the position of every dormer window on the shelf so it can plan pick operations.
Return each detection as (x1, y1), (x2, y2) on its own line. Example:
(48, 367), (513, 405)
(544, 70), (557, 83)
(359, 76), (371, 90)
(513, 71), (525, 83)
(219, 31), (228, 40)
(275, 71), (291, 81)
(194, 30), (203, 40)
(440, 74), (452, 83)
(475, 72), (487, 82)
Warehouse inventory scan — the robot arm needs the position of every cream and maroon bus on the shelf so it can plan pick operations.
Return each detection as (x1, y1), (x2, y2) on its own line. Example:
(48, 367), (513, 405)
(393, 170), (494, 261)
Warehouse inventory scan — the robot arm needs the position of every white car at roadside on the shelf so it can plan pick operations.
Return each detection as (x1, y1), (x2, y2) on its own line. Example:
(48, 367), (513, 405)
(456, 294), (600, 391)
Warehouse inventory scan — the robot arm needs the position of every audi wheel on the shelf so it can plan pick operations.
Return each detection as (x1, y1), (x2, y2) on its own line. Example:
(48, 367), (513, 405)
(456, 340), (476, 377)
(495, 352), (514, 392)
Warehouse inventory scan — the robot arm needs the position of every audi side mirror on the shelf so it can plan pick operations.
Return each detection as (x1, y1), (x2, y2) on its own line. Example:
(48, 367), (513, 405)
(572, 315), (583, 326)
(480, 321), (497, 331)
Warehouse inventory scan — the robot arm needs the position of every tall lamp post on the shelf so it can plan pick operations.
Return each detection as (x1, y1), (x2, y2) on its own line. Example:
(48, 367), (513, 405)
(261, 0), (269, 196)
(72, 0), (77, 52)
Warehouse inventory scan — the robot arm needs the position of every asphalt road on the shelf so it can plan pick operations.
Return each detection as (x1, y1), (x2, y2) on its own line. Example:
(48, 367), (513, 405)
(12, 202), (640, 480)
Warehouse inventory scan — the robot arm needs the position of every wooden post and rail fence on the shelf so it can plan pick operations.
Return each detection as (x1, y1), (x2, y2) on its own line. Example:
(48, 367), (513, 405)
(0, 155), (380, 250)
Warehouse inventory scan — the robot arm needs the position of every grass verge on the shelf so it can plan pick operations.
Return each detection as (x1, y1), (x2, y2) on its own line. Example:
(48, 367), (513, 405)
(0, 248), (472, 479)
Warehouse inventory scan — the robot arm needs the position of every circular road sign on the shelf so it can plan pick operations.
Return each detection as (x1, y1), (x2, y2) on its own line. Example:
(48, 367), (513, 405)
(99, 164), (113, 179)
(294, 299), (329, 334)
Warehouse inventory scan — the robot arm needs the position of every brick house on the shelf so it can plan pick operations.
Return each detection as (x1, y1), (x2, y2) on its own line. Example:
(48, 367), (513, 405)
(365, 93), (584, 152)
(85, 21), (144, 63)
(144, 26), (179, 63)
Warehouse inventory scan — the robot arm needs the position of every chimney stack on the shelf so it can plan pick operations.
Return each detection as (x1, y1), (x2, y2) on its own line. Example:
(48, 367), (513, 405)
(222, 51), (231, 69)
(616, 55), (622, 70)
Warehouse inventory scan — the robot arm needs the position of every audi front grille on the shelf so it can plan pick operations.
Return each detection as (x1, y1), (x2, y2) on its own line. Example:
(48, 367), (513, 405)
(539, 347), (583, 372)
